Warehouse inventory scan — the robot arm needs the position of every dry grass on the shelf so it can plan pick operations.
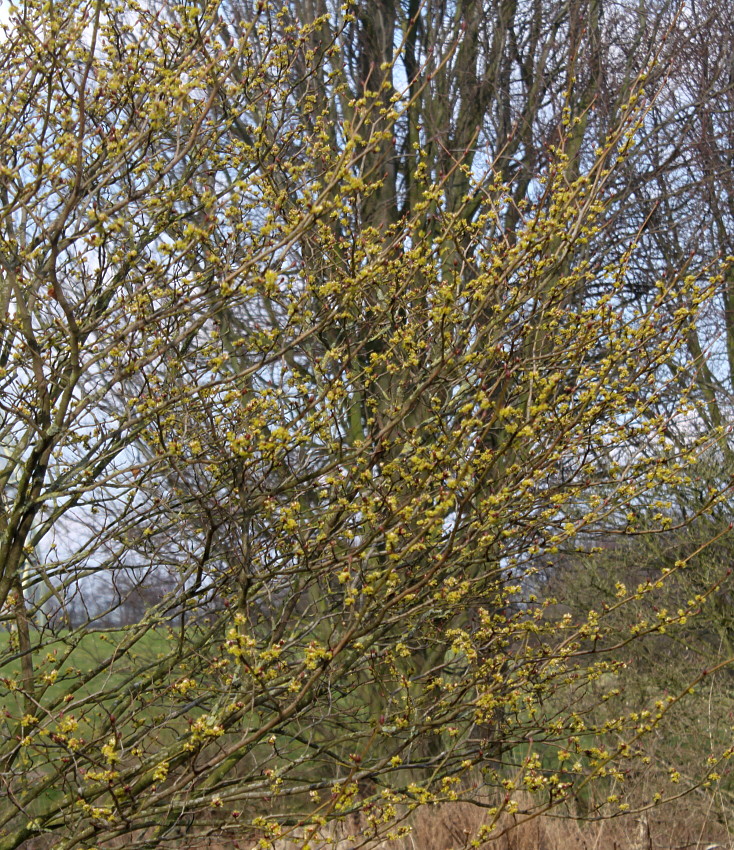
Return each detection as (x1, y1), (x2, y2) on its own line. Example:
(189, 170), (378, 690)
(17, 792), (733, 849)
(224, 795), (732, 850)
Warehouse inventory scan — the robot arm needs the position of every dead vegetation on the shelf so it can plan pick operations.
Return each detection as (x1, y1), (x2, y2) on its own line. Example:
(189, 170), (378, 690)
(19, 787), (731, 850)
(258, 806), (730, 850)
(154, 793), (732, 850)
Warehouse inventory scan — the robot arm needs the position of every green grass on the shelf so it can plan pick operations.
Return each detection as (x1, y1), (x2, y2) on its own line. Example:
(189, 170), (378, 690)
(0, 625), (176, 714)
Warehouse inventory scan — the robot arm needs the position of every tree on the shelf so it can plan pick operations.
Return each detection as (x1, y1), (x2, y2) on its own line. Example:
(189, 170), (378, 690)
(537, 7), (734, 830)
(0, 1), (729, 848)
